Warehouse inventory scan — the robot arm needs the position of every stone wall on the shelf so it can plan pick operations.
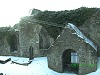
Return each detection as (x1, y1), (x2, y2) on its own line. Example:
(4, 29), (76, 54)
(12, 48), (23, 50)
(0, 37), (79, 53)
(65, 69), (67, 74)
(47, 25), (97, 75)
(0, 37), (19, 56)
(0, 21), (52, 58)
(0, 38), (10, 56)
(39, 27), (54, 49)
(18, 17), (55, 58)
(18, 19), (42, 57)
(79, 10), (100, 57)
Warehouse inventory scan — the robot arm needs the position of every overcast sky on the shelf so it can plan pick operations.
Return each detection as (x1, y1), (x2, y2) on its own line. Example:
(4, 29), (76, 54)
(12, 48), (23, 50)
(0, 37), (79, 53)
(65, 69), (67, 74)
(0, 0), (100, 27)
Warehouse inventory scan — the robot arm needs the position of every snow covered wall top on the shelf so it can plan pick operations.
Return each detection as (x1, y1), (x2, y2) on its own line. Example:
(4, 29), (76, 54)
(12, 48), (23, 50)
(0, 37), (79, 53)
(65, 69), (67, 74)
(67, 23), (97, 51)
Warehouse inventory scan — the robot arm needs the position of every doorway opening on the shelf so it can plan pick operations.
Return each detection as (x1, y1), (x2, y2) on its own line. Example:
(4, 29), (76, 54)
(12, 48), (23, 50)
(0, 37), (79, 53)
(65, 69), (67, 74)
(7, 33), (18, 52)
(29, 46), (34, 60)
(62, 49), (79, 74)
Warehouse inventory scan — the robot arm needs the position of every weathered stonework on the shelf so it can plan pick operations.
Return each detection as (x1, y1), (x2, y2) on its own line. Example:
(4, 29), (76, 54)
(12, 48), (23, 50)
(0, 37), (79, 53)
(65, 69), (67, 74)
(0, 15), (54, 58)
(79, 10), (100, 57)
(0, 37), (19, 56)
(18, 19), (42, 57)
(0, 38), (10, 56)
(47, 24), (97, 75)
(18, 17), (54, 58)
(39, 27), (54, 49)
(0, 9), (99, 75)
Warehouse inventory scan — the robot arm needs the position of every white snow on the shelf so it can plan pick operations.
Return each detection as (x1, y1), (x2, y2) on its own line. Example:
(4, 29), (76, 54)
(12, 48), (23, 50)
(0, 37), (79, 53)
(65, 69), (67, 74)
(67, 23), (97, 51)
(0, 56), (100, 75)
(0, 56), (10, 61)
(11, 56), (31, 64)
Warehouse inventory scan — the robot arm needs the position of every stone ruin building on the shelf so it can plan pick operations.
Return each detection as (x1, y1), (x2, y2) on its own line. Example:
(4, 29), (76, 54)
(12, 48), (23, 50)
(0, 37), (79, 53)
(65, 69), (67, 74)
(0, 9), (100, 75)
(48, 23), (97, 74)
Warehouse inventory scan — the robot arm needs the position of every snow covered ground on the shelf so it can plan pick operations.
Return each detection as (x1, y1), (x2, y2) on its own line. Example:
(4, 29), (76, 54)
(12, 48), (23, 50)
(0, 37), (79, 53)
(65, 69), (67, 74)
(0, 57), (10, 61)
(0, 56), (100, 75)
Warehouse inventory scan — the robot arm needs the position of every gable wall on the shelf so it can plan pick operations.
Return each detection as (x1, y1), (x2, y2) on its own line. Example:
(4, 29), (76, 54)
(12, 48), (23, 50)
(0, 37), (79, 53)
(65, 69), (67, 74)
(47, 26), (97, 74)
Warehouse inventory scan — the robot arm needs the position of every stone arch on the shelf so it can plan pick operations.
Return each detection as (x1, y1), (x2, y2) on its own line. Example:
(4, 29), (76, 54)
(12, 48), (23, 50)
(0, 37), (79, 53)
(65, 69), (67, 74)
(62, 49), (79, 74)
(47, 23), (97, 74)
(39, 28), (54, 49)
(8, 33), (18, 52)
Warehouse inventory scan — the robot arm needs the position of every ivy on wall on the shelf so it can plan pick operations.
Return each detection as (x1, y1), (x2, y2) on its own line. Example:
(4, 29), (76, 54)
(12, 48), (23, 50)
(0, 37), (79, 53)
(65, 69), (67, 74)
(32, 7), (99, 39)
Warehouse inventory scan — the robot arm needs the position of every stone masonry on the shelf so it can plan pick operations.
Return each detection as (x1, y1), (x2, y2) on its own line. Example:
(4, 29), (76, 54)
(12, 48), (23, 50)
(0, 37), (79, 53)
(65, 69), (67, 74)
(47, 23), (97, 75)
(79, 10), (100, 56)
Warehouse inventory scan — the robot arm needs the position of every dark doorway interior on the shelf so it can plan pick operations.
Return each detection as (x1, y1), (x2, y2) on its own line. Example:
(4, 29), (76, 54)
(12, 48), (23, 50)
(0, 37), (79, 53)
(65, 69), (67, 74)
(39, 28), (50, 49)
(62, 49), (79, 74)
(8, 34), (18, 52)
(29, 46), (34, 60)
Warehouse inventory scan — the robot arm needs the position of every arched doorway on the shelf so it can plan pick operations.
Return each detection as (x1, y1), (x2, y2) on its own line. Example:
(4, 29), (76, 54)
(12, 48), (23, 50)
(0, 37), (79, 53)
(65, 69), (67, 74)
(62, 49), (79, 74)
(29, 46), (34, 60)
(7, 33), (18, 52)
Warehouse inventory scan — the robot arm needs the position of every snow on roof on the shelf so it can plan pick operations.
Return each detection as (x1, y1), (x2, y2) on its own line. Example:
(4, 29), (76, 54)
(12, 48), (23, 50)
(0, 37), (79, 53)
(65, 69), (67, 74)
(67, 23), (97, 51)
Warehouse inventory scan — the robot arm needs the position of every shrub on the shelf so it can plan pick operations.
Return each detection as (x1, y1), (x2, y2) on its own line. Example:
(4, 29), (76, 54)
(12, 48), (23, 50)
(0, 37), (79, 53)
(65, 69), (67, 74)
(32, 7), (99, 39)
(34, 7), (99, 27)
